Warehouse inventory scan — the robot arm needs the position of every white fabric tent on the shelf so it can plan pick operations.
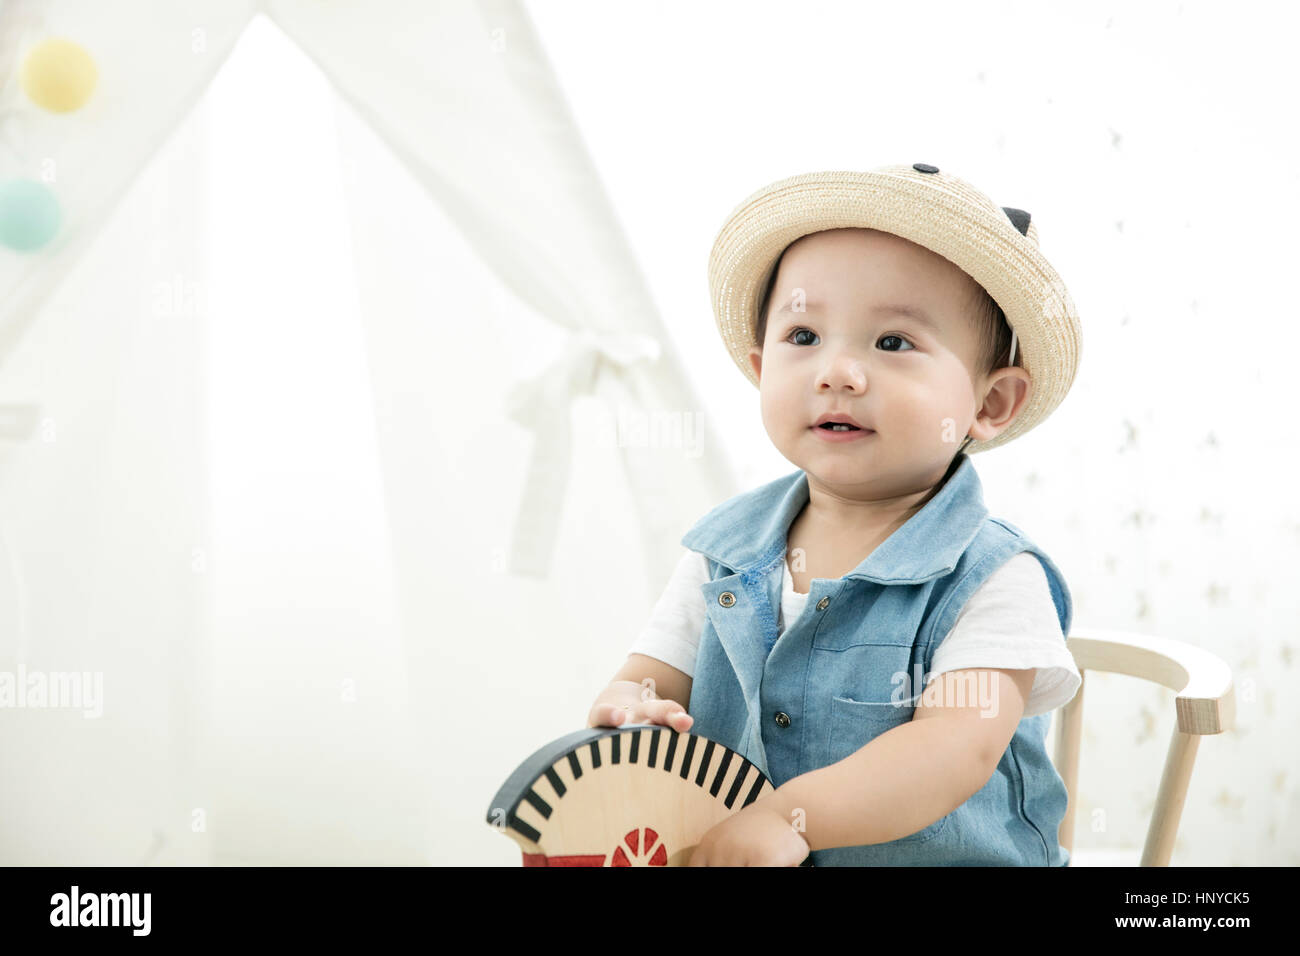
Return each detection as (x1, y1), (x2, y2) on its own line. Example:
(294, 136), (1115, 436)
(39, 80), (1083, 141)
(0, 0), (736, 864)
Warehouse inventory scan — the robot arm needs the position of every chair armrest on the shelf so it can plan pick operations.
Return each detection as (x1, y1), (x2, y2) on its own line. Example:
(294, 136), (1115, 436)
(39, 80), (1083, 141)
(1065, 627), (1235, 734)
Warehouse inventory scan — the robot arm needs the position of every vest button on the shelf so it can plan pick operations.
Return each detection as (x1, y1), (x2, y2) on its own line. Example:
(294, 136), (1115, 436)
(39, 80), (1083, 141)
(816, 596), (829, 611)
(718, 591), (736, 608)
(774, 711), (791, 728)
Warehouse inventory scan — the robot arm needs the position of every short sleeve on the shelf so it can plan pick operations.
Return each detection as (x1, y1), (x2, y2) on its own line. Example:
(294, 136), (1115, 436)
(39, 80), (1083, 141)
(627, 548), (709, 678)
(927, 551), (1081, 717)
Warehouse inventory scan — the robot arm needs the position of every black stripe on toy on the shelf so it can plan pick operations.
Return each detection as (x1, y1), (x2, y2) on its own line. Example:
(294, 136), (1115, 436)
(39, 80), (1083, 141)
(509, 814), (541, 843)
(725, 760), (751, 809)
(680, 735), (698, 779)
(544, 766), (566, 798)
(710, 748), (734, 797)
(522, 789), (552, 819)
(695, 740), (716, 787)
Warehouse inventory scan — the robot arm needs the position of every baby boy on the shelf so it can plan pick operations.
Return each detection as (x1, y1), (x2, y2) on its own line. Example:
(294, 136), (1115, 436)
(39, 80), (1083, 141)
(587, 163), (1082, 866)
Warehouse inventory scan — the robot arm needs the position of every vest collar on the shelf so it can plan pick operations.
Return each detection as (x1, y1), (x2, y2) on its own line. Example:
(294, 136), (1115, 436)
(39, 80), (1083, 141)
(681, 453), (989, 585)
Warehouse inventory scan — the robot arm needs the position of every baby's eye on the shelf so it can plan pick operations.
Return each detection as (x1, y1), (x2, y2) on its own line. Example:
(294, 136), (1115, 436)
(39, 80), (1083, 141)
(878, 334), (915, 352)
(785, 328), (915, 351)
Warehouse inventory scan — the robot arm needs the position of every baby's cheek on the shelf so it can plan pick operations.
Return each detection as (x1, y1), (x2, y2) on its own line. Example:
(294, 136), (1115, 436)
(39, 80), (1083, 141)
(895, 393), (960, 447)
(762, 388), (796, 426)
(885, 389), (933, 426)
(757, 396), (790, 444)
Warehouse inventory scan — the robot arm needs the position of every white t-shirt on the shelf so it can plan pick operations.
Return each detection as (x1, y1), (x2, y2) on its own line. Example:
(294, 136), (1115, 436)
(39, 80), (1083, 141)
(629, 548), (1081, 718)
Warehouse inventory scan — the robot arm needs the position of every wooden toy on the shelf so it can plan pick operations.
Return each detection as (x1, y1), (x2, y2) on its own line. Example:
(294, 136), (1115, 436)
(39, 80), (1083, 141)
(487, 724), (813, 866)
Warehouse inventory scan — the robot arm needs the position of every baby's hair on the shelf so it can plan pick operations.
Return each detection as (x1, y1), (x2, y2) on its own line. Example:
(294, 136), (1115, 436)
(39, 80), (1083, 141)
(752, 250), (785, 354)
(752, 240), (1020, 457)
(957, 288), (1016, 455)
(968, 285), (1018, 383)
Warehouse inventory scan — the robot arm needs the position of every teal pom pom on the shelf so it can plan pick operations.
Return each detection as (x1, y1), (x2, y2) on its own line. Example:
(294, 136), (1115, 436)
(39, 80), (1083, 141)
(0, 178), (62, 252)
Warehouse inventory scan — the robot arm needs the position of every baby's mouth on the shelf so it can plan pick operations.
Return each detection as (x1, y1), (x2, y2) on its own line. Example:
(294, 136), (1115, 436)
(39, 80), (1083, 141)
(816, 423), (862, 432)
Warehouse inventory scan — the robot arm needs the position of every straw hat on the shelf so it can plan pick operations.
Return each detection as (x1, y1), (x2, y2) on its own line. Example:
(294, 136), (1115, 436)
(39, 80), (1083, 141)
(707, 162), (1081, 453)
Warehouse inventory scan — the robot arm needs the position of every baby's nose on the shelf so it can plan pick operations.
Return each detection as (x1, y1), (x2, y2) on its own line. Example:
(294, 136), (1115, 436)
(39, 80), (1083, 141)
(817, 353), (868, 389)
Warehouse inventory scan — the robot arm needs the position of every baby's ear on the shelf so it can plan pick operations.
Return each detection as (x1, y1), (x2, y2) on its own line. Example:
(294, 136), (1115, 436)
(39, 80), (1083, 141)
(748, 346), (762, 381)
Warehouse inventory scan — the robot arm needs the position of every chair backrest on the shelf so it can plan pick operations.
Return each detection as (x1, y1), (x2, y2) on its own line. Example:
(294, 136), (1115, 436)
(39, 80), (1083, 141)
(1054, 627), (1235, 866)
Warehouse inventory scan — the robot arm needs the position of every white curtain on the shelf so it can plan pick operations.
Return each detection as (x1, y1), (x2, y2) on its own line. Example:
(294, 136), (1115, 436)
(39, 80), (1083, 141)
(0, 0), (736, 865)
(0, 0), (255, 868)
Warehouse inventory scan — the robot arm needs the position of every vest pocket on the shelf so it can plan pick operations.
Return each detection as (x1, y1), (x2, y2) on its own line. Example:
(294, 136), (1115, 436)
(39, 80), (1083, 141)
(826, 695), (950, 844)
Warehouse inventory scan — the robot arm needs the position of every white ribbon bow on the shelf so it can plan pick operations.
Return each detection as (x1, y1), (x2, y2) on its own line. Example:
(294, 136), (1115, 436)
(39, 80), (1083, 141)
(503, 328), (663, 578)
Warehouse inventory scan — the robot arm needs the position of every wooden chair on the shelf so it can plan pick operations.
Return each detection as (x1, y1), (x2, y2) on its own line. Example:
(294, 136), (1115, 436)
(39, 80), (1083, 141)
(1053, 627), (1235, 866)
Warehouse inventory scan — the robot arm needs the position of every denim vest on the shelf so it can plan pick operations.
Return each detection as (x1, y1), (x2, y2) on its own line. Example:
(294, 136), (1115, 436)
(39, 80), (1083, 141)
(681, 453), (1074, 866)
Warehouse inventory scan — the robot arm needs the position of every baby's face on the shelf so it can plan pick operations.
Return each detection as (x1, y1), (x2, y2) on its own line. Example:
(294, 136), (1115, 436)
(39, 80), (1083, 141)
(748, 227), (1000, 496)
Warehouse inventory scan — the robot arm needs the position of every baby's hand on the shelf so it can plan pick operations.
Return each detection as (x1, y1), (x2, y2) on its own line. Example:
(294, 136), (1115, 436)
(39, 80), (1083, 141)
(688, 802), (810, 867)
(587, 680), (694, 734)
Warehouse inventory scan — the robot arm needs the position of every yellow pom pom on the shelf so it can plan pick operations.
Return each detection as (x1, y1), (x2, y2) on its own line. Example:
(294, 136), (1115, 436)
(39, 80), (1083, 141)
(21, 38), (98, 113)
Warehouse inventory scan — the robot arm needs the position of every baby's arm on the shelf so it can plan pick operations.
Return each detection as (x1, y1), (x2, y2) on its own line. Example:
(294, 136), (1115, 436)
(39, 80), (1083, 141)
(759, 667), (1034, 850)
